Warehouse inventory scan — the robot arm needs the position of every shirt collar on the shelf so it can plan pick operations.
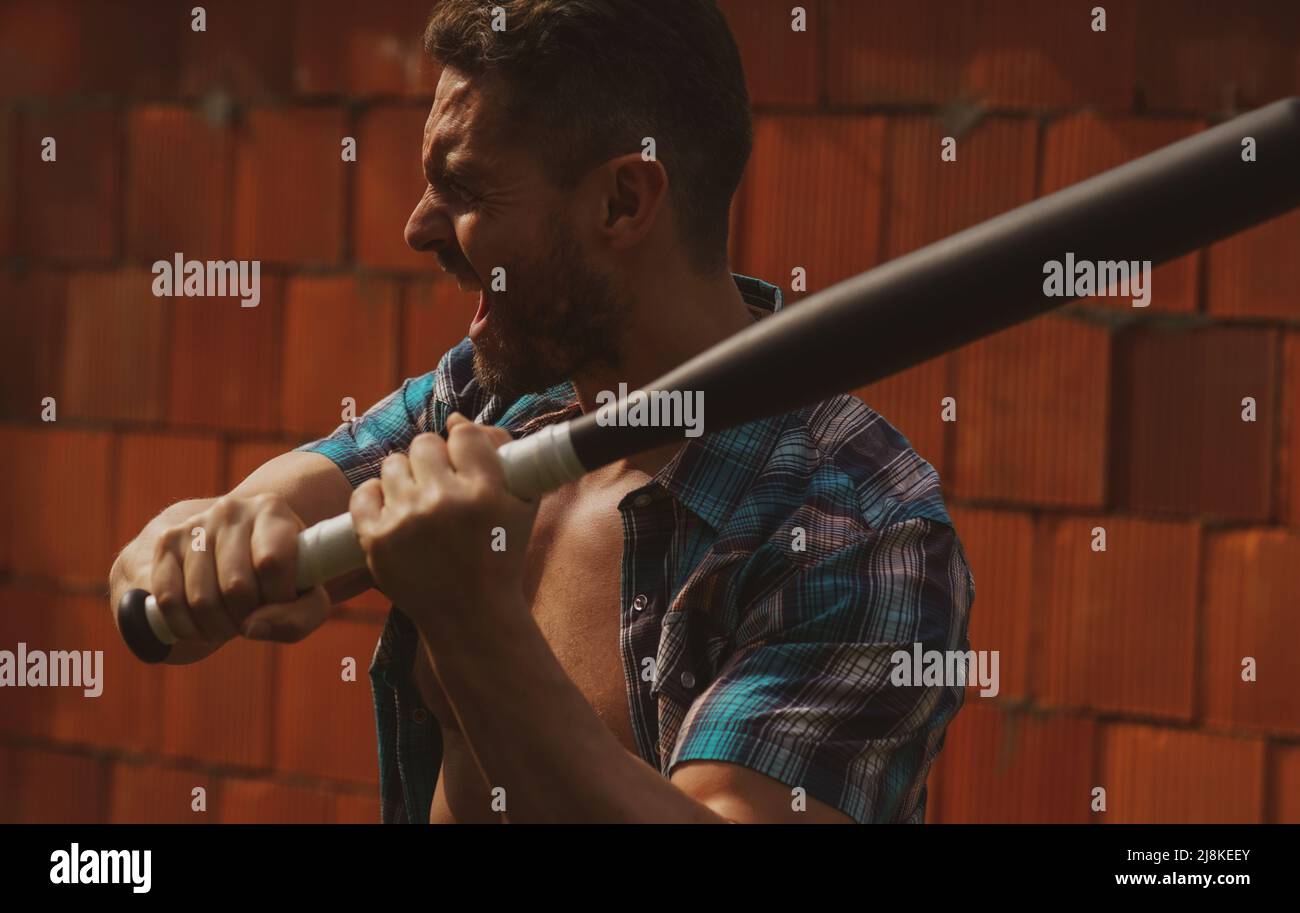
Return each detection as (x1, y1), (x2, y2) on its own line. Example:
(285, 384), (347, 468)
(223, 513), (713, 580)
(649, 409), (789, 531)
(643, 273), (785, 530)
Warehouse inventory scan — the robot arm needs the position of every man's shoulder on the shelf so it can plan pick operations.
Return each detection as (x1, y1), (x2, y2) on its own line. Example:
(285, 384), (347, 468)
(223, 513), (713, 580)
(746, 393), (952, 539)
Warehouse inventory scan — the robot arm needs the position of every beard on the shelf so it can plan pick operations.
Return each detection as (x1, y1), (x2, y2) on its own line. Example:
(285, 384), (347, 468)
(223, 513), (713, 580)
(470, 212), (630, 400)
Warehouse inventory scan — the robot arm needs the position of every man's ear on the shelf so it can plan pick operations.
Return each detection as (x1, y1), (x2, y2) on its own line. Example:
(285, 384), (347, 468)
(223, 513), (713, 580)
(600, 152), (669, 251)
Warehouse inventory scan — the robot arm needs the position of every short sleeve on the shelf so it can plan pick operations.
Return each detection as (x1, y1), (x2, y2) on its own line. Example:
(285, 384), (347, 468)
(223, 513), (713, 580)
(667, 516), (974, 823)
(295, 372), (437, 489)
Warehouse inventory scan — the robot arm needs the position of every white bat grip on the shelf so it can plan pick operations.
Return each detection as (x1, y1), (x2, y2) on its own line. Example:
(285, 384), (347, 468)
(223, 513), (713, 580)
(293, 424), (584, 589)
(144, 422), (586, 645)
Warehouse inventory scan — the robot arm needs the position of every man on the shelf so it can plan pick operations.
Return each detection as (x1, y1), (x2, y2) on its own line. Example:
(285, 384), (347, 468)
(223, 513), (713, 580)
(109, 0), (973, 824)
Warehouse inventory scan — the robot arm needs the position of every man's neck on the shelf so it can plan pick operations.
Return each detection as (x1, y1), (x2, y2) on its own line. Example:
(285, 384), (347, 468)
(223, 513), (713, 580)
(568, 266), (756, 480)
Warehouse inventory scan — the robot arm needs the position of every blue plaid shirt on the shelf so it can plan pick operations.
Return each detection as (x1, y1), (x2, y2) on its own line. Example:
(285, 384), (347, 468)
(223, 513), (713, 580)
(299, 274), (974, 823)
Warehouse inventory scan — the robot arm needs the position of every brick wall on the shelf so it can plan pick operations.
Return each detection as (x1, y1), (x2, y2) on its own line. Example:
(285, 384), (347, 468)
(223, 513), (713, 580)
(0, 0), (1297, 823)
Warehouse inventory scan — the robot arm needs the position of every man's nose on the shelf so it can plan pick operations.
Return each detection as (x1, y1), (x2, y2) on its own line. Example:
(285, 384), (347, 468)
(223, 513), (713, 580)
(404, 197), (448, 254)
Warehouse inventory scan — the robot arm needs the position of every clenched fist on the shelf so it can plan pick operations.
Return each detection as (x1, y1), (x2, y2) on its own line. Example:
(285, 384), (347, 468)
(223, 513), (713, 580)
(349, 413), (538, 628)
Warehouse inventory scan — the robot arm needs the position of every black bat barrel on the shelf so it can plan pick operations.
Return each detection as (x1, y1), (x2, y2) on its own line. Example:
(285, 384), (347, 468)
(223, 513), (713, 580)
(569, 97), (1300, 471)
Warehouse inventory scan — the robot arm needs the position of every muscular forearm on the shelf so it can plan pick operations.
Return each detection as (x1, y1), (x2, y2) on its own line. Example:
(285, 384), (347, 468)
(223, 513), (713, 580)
(416, 592), (726, 824)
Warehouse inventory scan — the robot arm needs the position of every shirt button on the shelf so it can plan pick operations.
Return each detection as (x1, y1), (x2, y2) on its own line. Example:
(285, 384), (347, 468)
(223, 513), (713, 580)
(633, 493), (653, 508)
(412, 708), (428, 724)
(632, 594), (648, 612)
(680, 671), (696, 689)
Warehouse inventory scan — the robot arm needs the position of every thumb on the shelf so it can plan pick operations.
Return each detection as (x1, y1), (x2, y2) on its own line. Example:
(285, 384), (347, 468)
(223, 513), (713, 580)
(241, 586), (331, 643)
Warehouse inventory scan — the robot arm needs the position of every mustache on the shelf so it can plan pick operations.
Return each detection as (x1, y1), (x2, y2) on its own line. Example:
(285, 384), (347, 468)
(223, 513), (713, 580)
(436, 253), (472, 275)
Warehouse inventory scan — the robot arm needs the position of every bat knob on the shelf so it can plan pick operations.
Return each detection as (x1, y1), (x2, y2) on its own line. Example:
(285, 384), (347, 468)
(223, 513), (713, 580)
(116, 589), (172, 664)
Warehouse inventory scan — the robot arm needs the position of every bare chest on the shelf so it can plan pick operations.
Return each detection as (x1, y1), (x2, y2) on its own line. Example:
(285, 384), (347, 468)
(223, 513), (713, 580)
(411, 472), (647, 751)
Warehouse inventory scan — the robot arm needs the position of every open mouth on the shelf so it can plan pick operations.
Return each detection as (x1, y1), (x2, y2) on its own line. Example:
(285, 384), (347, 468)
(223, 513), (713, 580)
(449, 271), (490, 337)
(469, 290), (491, 337)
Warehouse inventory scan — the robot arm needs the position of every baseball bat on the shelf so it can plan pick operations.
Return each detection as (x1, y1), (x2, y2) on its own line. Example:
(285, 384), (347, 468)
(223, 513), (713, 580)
(118, 96), (1300, 663)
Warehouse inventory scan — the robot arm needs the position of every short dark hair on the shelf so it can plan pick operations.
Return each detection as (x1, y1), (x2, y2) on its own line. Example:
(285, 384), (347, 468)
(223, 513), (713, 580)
(424, 0), (753, 275)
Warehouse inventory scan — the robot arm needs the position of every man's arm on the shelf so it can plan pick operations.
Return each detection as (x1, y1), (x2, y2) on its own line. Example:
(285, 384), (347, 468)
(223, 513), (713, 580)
(108, 450), (372, 664)
(415, 600), (852, 823)
(349, 416), (971, 822)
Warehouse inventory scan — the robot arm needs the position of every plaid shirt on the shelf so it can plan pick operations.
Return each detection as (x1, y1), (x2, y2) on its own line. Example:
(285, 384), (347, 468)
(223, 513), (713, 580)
(299, 274), (974, 823)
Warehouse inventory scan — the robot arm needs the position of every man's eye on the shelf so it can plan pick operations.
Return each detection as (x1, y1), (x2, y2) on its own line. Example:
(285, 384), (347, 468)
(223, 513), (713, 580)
(443, 175), (477, 203)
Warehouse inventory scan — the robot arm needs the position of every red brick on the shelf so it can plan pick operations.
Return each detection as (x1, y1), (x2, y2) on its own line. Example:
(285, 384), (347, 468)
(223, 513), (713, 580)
(217, 777), (335, 824)
(1, 427), (114, 585)
(1111, 325), (1276, 521)
(61, 269), (168, 423)
(854, 356), (950, 483)
(961, 0), (1138, 111)
(356, 105), (437, 272)
(0, 107), (12, 255)
(1207, 209), (1300, 320)
(1101, 724), (1264, 823)
(1203, 530), (1300, 736)
(109, 761), (209, 824)
(945, 506), (1033, 702)
(167, 281), (284, 433)
(88, 1), (179, 97)
(335, 789), (378, 824)
(39, 589), (167, 753)
(126, 107), (234, 262)
(0, 1), (176, 99)
(114, 431), (219, 558)
(719, 0), (820, 107)
(1041, 113), (1202, 313)
(1274, 744), (1300, 823)
(951, 315), (1110, 507)
(293, 0), (438, 98)
(0, 1), (84, 97)
(0, 744), (106, 823)
(403, 278), (474, 378)
(825, 0), (967, 105)
(885, 116), (1038, 260)
(1035, 515), (1199, 719)
(733, 116), (885, 297)
(1136, 0), (1299, 113)
(233, 108), (347, 265)
(0, 586), (56, 739)
(282, 276), (400, 436)
(18, 107), (120, 262)
(936, 703), (1096, 823)
(177, 0), (293, 100)
(0, 269), (66, 420)
(160, 637), (276, 769)
(1282, 333), (1300, 527)
(273, 616), (384, 784)
(227, 440), (300, 490)
(826, 0), (1137, 110)
(0, 589), (162, 755)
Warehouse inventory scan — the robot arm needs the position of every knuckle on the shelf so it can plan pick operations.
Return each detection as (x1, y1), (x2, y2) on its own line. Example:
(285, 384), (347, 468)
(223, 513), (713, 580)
(221, 574), (257, 605)
(252, 551), (288, 580)
(251, 491), (288, 516)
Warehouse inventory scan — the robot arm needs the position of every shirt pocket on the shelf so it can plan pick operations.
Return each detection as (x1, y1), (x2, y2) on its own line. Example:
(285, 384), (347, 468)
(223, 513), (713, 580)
(650, 609), (726, 706)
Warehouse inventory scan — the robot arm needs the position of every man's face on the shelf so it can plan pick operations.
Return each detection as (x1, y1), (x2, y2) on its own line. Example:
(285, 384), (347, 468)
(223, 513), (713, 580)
(405, 67), (630, 399)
